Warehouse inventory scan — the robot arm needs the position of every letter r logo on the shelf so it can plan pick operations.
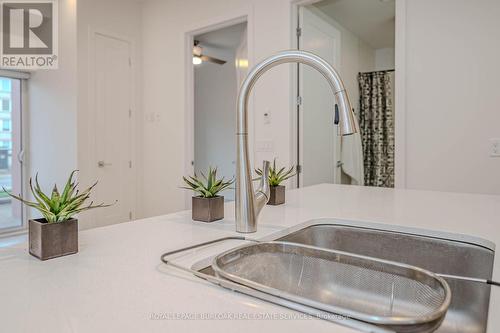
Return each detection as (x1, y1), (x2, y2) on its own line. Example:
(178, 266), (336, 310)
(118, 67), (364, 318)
(2, 2), (53, 54)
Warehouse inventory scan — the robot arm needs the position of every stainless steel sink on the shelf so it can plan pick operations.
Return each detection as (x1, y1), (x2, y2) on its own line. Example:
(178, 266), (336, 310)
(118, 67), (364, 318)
(278, 224), (494, 333)
(196, 223), (494, 333)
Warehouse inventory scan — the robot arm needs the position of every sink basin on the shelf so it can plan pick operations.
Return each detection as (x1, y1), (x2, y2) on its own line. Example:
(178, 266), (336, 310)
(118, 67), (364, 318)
(196, 222), (494, 333)
(278, 224), (494, 333)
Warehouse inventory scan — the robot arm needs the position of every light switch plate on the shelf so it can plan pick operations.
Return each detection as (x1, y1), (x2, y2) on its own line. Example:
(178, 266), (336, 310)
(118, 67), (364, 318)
(256, 140), (274, 152)
(490, 138), (500, 157)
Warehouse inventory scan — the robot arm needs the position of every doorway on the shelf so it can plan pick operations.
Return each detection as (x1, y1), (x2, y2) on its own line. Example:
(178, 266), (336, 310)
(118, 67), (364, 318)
(296, 0), (396, 188)
(92, 32), (135, 225)
(299, 6), (342, 187)
(192, 22), (248, 201)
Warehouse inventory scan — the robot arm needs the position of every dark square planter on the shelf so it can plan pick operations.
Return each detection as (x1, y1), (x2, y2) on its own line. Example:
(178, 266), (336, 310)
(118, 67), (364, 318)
(29, 218), (78, 261)
(192, 196), (224, 222)
(268, 185), (285, 205)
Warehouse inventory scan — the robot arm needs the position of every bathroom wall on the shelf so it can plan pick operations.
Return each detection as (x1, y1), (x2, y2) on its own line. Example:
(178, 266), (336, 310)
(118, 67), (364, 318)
(403, 0), (500, 195)
(375, 47), (395, 71)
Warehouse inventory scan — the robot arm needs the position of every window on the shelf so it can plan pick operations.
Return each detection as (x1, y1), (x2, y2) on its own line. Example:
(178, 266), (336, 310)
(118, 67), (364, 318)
(0, 140), (10, 148)
(2, 99), (10, 112)
(2, 119), (11, 131)
(0, 79), (11, 92)
(0, 77), (23, 233)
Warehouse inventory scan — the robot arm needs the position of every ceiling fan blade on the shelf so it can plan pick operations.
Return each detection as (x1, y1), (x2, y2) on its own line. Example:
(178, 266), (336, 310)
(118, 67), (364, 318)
(200, 55), (226, 65)
(193, 45), (202, 57)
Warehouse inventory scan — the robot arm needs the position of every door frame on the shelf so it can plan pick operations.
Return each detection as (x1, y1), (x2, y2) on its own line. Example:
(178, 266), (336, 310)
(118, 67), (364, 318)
(184, 8), (254, 208)
(297, 5), (342, 187)
(0, 78), (29, 238)
(86, 28), (138, 227)
(290, 0), (407, 189)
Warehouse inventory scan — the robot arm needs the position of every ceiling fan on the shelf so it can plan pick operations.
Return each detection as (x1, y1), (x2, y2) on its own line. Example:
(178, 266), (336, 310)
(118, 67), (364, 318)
(193, 40), (227, 65)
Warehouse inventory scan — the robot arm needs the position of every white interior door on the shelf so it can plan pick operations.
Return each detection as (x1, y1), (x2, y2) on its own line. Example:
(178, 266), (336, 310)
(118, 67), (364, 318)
(94, 33), (134, 225)
(299, 7), (342, 187)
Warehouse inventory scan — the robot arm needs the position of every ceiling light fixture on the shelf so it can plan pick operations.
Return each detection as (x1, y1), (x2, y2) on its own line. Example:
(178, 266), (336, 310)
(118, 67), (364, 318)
(193, 56), (202, 65)
(236, 59), (249, 68)
(192, 40), (226, 65)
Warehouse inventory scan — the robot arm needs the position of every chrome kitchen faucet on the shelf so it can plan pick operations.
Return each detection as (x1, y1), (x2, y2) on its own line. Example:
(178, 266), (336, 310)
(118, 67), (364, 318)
(235, 50), (357, 233)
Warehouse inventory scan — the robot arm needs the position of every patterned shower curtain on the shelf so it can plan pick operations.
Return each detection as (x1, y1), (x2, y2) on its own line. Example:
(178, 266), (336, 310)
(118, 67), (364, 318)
(358, 71), (395, 187)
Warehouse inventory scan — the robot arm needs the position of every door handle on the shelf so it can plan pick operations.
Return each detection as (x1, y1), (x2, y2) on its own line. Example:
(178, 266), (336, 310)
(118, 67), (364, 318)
(17, 149), (25, 164)
(98, 161), (112, 168)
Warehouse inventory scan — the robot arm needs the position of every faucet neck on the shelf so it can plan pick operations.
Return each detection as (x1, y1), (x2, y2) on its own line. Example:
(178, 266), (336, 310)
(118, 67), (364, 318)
(237, 50), (356, 137)
(235, 50), (356, 233)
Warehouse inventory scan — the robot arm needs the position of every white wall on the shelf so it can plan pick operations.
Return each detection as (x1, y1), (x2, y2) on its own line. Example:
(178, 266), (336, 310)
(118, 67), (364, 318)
(403, 0), (500, 195)
(141, 0), (296, 217)
(139, 0), (378, 217)
(77, 0), (143, 227)
(375, 47), (395, 71)
(194, 47), (237, 200)
(26, 0), (77, 218)
(140, 0), (500, 218)
(25, 0), (144, 225)
(22, 0), (500, 227)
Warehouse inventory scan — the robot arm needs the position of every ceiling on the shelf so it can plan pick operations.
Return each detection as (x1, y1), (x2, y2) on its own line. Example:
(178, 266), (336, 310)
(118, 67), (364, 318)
(195, 22), (247, 50)
(312, 0), (395, 49)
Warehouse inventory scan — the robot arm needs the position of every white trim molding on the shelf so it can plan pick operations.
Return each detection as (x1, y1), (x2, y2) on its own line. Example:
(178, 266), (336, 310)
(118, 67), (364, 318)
(184, 7), (254, 209)
(0, 69), (30, 80)
(394, 0), (407, 189)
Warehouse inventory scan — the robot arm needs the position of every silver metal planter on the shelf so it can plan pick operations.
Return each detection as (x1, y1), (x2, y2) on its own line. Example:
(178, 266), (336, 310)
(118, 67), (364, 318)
(192, 196), (224, 222)
(29, 218), (78, 260)
(268, 185), (285, 205)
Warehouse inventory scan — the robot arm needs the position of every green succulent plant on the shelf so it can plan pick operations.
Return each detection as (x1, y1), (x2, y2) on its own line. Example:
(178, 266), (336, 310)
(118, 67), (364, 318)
(182, 167), (234, 198)
(2, 170), (115, 223)
(255, 158), (296, 187)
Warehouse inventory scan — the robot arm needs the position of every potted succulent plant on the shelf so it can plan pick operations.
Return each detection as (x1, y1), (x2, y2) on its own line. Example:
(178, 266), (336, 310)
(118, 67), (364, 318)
(2, 170), (114, 260)
(255, 159), (296, 205)
(182, 167), (234, 222)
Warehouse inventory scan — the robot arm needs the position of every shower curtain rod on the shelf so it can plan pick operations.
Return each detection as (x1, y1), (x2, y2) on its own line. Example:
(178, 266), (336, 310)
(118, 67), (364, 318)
(359, 69), (395, 75)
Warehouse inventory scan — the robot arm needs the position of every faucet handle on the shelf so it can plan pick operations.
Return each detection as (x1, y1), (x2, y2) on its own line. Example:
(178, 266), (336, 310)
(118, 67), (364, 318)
(255, 160), (271, 214)
(261, 160), (271, 189)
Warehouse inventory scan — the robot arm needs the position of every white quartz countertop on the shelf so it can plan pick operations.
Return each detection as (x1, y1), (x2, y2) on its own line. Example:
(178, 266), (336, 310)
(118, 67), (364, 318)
(1, 184), (499, 333)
